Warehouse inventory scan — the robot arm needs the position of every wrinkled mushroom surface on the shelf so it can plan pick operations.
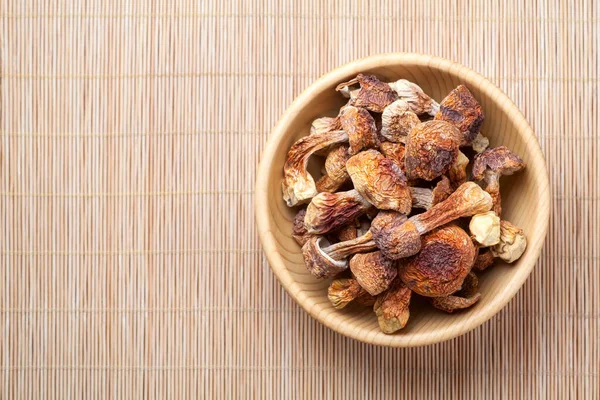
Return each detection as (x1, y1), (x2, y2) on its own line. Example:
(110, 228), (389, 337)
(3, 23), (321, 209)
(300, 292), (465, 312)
(304, 189), (372, 234)
(316, 144), (352, 193)
(434, 85), (484, 145)
(388, 79), (439, 116)
(381, 100), (420, 143)
(350, 251), (397, 296)
(490, 220), (527, 263)
(373, 278), (412, 334)
(399, 224), (476, 297)
(328, 278), (367, 309)
(339, 105), (380, 155)
(469, 211), (501, 247)
(302, 236), (348, 279)
(292, 208), (312, 246)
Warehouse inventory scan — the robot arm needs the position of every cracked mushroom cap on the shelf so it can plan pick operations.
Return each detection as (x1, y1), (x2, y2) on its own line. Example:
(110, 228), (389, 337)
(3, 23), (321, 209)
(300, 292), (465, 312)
(373, 278), (412, 334)
(304, 189), (372, 235)
(434, 85), (484, 145)
(380, 100), (421, 143)
(349, 251), (398, 296)
(399, 224), (476, 297)
(282, 129), (349, 206)
(490, 220), (527, 263)
(388, 79), (439, 116)
(336, 74), (398, 113)
(471, 146), (526, 181)
(339, 105), (381, 155)
(346, 149), (412, 214)
(302, 236), (348, 279)
(404, 120), (461, 181)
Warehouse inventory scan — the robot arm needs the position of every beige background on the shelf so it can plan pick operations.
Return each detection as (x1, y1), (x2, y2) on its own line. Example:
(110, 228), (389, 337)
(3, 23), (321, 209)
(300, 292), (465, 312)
(0, 0), (598, 398)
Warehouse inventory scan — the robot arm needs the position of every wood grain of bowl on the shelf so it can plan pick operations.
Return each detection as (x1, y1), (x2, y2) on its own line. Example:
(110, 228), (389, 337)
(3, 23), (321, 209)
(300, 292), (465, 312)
(255, 53), (550, 347)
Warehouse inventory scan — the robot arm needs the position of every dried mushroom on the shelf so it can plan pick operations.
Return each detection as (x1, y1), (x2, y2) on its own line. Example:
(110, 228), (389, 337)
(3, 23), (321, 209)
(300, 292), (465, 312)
(336, 74), (398, 113)
(328, 278), (368, 309)
(346, 150), (412, 214)
(373, 278), (412, 334)
(380, 100), (420, 143)
(434, 85), (484, 146)
(379, 142), (406, 170)
(431, 272), (481, 313)
(339, 105), (380, 155)
(388, 79), (440, 116)
(292, 208), (312, 246)
(404, 120), (461, 181)
(282, 75), (528, 333)
(349, 251), (397, 296)
(282, 129), (349, 206)
(316, 144), (352, 192)
(490, 220), (527, 263)
(469, 211), (501, 247)
(473, 249), (495, 271)
(399, 224), (476, 297)
(472, 146), (525, 215)
(304, 189), (372, 234)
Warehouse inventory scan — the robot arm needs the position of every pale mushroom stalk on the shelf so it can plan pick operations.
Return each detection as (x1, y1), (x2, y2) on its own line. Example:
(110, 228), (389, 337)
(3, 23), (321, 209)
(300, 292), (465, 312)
(323, 230), (376, 260)
(282, 129), (349, 206)
(469, 211), (501, 247)
(408, 177), (453, 210)
(448, 150), (469, 187)
(372, 182), (493, 260)
(490, 220), (527, 263)
(471, 133), (490, 153)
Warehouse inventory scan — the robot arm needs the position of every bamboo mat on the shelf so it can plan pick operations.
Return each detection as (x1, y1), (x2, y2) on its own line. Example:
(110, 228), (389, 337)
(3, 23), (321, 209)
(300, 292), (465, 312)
(0, 0), (598, 398)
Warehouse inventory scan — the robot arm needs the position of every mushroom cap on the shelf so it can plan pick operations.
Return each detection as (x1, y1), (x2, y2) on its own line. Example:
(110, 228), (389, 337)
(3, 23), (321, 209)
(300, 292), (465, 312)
(380, 100), (420, 142)
(490, 220), (527, 263)
(434, 85), (484, 145)
(302, 236), (348, 279)
(471, 146), (526, 180)
(335, 221), (358, 242)
(469, 211), (501, 246)
(404, 120), (461, 181)
(457, 271), (479, 298)
(431, 175), (454, 205)
(292, 208), (312, 246)
(430, 292), (481, 313)
(388, 79), (438, 116)
(304, 189), (372, 234)
(339, 105), (381, 155)
(399, 224), (476, 297)
(347, 74), (399, 113)
(379, 142), (406, 170)
(371, 212), (422, 260)
(349, 251), (398, 296)
(373, 278), (412, 334)
(473, 249), (495, 271)
(346, 150), (412, 214)
(327, 278), (366, 309)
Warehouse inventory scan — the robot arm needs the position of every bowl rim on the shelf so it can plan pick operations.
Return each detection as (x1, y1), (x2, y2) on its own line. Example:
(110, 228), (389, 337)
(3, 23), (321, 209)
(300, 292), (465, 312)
(255, 53), (550, 347)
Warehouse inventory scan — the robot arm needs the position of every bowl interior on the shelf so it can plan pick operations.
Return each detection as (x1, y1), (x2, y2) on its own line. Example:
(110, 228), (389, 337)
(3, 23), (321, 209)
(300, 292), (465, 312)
(256, 54), (549, 347)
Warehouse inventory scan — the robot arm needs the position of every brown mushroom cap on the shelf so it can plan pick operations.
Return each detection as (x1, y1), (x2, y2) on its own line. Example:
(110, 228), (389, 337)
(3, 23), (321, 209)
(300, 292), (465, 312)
(302, 236), (348, 279)
(349, 251), (398, 296)
(380, 100), (420, 143)
(346, 150), (412, 214)
(472, 146), (526, 181)
(282, 129), (349, 206)
(292, 208), (312, 246)
(373, 278), (412, 334)
(457, 271), (479, 298)
(335, 221), (358, 242)
(371, 211), (421, 260)
(328, 278), (367, 309)
(434, 85), (484, 145)
(404, 120), (461, 181)
(337, 74), (398, 113)
(304, 189), (372, 235)
(316, 144), (352, 193)
(399, 224), (476, 297)
(431, 292), (481, 313)
(339, 105), (380, 155)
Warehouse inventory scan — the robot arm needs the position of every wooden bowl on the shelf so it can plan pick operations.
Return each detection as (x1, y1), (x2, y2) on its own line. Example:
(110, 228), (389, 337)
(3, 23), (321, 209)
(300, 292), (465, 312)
(255, 53), (550, 347)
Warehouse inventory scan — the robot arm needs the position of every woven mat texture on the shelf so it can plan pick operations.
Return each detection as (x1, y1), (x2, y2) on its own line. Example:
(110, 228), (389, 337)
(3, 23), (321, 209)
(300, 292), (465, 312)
(1, 1), (598, 398)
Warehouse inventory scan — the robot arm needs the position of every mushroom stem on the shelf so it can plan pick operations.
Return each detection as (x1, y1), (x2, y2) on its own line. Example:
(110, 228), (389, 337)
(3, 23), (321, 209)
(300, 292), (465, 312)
(282, 129), (349, 206)
(324, 230), (376, 260)
(409, 187), (434, 209)
(410, 182), (493, 234)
